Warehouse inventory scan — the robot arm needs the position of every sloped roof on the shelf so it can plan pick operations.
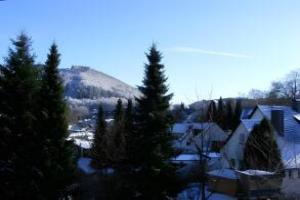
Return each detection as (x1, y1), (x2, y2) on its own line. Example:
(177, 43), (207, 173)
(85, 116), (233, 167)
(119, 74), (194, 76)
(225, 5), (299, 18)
(255, 105), (300, 168)
(256, 105), (300, 143)
(241, 119), (261, 132)
(240, 107), (254, 120)
(172, 122), (217, 134)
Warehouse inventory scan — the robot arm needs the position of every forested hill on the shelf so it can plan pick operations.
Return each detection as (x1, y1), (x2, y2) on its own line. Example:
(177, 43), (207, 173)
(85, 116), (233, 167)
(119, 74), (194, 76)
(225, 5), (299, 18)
(60, 66), (139, 99)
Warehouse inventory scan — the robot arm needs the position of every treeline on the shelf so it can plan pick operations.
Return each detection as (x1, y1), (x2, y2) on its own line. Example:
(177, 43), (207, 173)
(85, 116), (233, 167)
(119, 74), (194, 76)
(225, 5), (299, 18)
(89, 45), (181, 199)
(0, 34), (76, 199)
(247, 69), (300, 100)
(206, 97), (242, 131)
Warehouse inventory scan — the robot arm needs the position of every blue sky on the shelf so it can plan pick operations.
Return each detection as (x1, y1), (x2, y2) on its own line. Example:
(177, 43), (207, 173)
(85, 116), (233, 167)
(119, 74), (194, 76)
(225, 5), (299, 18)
(1, 0), (300, 103)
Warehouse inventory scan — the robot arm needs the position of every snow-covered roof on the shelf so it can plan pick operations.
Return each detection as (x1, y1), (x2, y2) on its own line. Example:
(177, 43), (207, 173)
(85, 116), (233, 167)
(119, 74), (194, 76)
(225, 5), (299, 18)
(236, 169), (274, 176)
(240, 108), (254, 120)
(73, 138), (92, 149)
(206, 152), (221, 158)
(172, 154), (200, 161)
(172, 122), (217, 134)
(255, 105), (300, 169)
(256, 105), (300, 143)
(241, 119), (261, 132)
(207, 169), (238, 179)
(69, 131), (94, 139)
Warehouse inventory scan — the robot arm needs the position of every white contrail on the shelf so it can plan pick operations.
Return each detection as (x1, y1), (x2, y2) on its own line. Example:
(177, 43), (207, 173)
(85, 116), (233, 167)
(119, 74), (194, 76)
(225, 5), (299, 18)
(168, 46), (252, 59)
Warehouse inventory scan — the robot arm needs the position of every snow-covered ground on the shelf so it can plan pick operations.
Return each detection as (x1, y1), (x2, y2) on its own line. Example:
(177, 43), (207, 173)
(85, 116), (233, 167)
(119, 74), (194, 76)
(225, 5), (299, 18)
(77, 157), (95, 174)
(176, 183), (236, 200)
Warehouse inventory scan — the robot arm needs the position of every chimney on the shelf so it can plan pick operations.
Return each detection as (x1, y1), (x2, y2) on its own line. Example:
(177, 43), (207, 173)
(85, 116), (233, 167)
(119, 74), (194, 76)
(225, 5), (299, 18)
(292, 99), (300, 112)
(271, 109), (284, 136)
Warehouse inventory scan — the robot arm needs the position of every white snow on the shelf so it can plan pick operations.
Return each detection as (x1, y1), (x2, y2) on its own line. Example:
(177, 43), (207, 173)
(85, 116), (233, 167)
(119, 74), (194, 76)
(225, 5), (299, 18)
(61, 66), (140, 99)
(206, 152), (221, 158)
(294, 114), (300, 122)
(77, 157), (95, 174)
(237, 169), (274, 176)
(172, 154), (200, 161)
(176, 183), (236, 200)
(207, 169), (238, 179)
(277, 137), (300, 169)
(73, 138), (92, 149)
(69, 131), (94, 139)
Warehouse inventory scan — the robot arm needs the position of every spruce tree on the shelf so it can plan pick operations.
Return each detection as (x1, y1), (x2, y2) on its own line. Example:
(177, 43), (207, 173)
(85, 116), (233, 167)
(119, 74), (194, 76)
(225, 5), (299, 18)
(206, 100), (217, 122)
(0, 33), (42, 199)
(243, 119), (283, 172)
(132, 44), (177, 199)
(225, 100), (233, 130)
(112, 99), (125, 164)
(92, 104), (109, 168)
(217, 97), (225, 129)
(124, 99), (134, 161)
(38, 43), (76, 199)
(233, 99), (242, 130)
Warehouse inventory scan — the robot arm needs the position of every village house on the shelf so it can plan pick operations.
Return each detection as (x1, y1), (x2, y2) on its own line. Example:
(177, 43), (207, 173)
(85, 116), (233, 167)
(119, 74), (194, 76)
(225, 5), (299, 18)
(172, 122), (228, 154)
(220, 100), (300, 197)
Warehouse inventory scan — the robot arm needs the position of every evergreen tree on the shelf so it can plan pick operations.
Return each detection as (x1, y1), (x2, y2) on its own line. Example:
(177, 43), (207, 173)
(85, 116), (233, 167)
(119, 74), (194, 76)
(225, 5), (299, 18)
(92, 104), (109, 168)
(172, 102), (187, 122)
(225, 100), (233, 130)
(206, 100), (217, 122)
(38, 43), (76, 199)
(132, 44), (177, 199)
(243, 119), (283, 172)
(124, 99), (134, 161)
(0, 33), (42, 199)
(217, 97), (225, 129)
(112, 99), (125, 164)
(233, 99), (242, 130)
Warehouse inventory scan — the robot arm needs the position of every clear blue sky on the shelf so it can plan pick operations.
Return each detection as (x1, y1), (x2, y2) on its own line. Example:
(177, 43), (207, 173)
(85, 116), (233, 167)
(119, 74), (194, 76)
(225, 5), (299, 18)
(1, 0), (300, 103)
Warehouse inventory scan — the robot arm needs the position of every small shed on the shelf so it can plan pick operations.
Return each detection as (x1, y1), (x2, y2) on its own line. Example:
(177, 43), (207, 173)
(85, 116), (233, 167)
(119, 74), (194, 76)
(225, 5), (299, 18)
(236, 170), (282, 199)
(207, 169), (239, 196)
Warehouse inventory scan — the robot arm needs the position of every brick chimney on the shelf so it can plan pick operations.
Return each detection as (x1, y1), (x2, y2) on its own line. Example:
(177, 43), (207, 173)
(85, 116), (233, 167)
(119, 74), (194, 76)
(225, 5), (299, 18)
(271, 109), (284, 136)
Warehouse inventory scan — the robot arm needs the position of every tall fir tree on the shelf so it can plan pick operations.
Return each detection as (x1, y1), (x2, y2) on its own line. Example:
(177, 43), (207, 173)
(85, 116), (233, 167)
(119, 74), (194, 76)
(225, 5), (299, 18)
(92, 104), (109, 168)
(112, 99), (126, 164)
(38, 43), (76, 199)
(0, 33), (42, 199)
(233, 99), (242, 130)
(225, 100), (233, 130)
(217, 97), (225, 129)
(132, 44), (177, 199)
(206, 100), (218, 122)
(243, 119), (283, 172)
(124, 99), (134, 161)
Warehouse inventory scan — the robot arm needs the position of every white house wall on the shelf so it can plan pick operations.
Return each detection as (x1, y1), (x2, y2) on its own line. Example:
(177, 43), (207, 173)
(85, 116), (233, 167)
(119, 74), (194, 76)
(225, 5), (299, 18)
(181, 124), (227, 153)
(221, 123), (250, 169)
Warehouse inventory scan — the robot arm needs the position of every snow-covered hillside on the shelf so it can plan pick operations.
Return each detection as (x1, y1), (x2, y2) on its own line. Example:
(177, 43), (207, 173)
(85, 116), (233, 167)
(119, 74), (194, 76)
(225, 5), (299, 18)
(60, 66), (140, 120)
(60, 66), (140, 99)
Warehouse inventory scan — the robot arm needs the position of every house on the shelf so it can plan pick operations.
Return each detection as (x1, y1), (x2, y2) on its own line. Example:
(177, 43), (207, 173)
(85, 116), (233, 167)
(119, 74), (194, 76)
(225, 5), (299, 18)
(221, 100), (300, 197)
(172, 122), (228, 153)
